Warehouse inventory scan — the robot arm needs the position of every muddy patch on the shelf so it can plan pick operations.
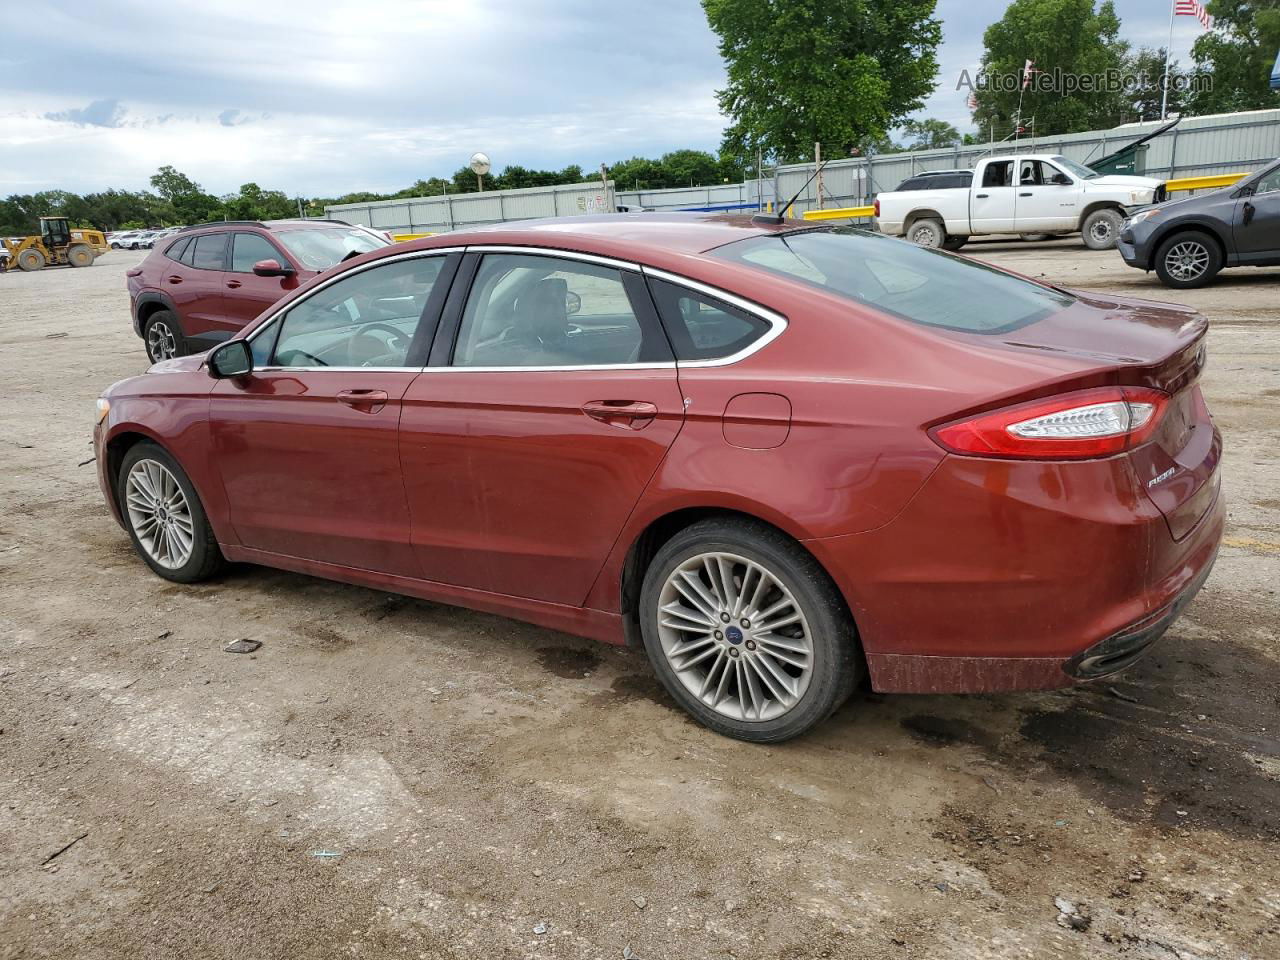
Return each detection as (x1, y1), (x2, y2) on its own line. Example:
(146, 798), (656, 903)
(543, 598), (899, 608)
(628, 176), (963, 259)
(900, 714), (1000, 750)
(535, 645), (601, 679)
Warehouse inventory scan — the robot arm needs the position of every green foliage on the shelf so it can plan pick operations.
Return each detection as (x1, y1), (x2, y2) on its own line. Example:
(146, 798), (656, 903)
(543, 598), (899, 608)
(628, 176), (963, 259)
(1126, 47), (1184, 121)
(702, 0), (942, 162)
(1186, 0), (1280, 114)
(900, 118), (962, 150)
(972, 0), (1130, 137)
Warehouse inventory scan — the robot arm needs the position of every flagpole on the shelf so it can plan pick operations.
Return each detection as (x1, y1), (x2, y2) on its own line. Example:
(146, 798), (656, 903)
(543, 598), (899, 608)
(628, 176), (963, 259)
(1160, 0), (1176, 120)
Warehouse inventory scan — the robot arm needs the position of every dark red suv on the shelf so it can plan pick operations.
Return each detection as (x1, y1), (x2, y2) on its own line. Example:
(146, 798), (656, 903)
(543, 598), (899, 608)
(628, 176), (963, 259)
(126, 219), (390, 362)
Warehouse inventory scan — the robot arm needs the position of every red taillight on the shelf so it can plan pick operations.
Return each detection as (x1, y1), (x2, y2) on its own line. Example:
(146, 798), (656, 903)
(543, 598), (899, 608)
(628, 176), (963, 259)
(930, 387), (1170, 460)
(873, 198), (880, 218)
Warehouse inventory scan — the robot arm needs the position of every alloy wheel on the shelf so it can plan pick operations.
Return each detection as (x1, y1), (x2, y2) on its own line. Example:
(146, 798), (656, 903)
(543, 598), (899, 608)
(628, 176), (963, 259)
(1165, 241), (1209, 282)
(124, 459), (195, 569)
(147, 321), (177, 361)
(655, 551), (814, 722)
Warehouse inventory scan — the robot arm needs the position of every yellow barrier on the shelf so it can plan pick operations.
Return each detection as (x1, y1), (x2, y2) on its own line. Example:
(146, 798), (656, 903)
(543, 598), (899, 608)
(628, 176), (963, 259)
(801, 206), (876, 221)
(1164, 173), (1245, 193)
(391, 232), (435, 242)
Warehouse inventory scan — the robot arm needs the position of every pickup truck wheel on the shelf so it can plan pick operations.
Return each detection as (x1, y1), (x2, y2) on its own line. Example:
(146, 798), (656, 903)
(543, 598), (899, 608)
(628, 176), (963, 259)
(1081, 209), (1123, 250)
(1153, 231), (1223, 289)
(908, 218), (945, 248)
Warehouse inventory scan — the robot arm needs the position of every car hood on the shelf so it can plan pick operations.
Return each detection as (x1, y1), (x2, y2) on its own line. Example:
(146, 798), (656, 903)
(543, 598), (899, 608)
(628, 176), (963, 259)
(1088, 174), (1165, 190)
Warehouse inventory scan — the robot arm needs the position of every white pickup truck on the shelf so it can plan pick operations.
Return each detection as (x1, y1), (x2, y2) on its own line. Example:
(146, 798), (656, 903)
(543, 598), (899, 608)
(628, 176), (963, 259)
(874, 154), (1166, 251)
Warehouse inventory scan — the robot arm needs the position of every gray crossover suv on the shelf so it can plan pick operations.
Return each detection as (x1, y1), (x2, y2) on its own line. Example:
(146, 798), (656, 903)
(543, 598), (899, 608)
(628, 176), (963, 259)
(1118, 159), (1280, 288)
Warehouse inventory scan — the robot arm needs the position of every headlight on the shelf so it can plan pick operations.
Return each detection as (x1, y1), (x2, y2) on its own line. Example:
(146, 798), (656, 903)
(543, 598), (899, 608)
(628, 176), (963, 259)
(1129, 189), (1155, 205)
(1126, 208), (1162, 228)
(96, 398), (110, 423)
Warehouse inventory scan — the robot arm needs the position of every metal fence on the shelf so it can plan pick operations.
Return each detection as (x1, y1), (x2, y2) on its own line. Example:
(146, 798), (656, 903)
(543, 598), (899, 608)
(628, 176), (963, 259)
(325, 180), (617, 235)
(615, 180), (777, 213)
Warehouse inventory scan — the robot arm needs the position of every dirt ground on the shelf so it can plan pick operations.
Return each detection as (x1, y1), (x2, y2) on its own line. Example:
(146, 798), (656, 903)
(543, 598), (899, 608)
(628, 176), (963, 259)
(1, 239), (1277, 960)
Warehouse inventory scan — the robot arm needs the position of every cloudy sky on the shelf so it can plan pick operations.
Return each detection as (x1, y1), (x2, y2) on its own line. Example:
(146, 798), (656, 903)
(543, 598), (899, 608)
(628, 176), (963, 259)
(1, 0), (1209, 198)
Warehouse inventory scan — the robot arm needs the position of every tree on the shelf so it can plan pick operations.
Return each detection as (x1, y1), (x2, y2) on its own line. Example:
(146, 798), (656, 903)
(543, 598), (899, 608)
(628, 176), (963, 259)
(149, 165), (222, 224)
(900, 118), (961, 150)
(1125, 47), (1184, 121)
(972, 0), (1130, 137)
(702, 0), (942, 163)
(1185, 0), (1280, 114)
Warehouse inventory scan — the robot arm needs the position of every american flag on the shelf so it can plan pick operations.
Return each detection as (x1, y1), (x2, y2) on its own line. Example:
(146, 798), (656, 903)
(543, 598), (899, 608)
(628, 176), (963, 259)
(1022, 59), (1036, 89)
(1175, 0), (1212, 29)
(966, 90), (978, 110)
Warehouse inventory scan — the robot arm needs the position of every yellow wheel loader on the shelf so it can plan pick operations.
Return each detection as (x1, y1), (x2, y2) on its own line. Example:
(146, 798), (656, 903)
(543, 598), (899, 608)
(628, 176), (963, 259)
(2, 217), (110, 272)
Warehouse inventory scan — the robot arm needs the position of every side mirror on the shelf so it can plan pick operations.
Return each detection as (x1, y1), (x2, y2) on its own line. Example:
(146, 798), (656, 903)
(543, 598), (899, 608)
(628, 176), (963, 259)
(252, 258), (294, 277)
(1052, 173), (1073, 186)
(208, 340), (252, 378)
(566, 291), (582, 316)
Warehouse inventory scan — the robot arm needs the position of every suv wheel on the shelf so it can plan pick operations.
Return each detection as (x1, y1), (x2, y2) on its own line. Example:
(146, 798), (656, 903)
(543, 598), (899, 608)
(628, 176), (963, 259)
(1081, 209), (1123, 250)
(638, 518), (862, 742)
(1154, 231), (1223, 289)
(143, 310), (184, 362)
(117, 442), (226, 583)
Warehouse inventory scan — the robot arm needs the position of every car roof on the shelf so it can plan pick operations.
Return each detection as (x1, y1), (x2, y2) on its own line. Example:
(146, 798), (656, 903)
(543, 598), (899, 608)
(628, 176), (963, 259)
(407, 212), (802, 261)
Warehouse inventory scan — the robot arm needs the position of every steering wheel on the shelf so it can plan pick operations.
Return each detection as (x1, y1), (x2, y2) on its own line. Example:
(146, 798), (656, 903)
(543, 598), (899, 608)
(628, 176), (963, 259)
(278, 348), (328, 367)
(348, 321), (409, 366)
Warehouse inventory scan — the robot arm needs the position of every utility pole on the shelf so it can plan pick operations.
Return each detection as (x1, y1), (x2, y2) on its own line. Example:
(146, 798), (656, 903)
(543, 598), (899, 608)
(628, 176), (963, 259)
(757, 146), (764, 212)
(813, 141), (824, 210)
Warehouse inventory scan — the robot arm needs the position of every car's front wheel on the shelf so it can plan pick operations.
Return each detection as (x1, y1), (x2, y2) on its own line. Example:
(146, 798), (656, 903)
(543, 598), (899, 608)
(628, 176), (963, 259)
(1154, 231), (1223, 289)
(1081, 209), (1123, 250)
(117, 442), (225, 583)
(639, 518), (862, 742)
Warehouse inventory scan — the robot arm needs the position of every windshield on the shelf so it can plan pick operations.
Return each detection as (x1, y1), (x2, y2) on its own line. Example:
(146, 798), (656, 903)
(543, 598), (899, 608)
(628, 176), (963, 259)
(711, 228), (1075, 334)
(273, 227), (389, 271)
(1052, 156), (1099, 180)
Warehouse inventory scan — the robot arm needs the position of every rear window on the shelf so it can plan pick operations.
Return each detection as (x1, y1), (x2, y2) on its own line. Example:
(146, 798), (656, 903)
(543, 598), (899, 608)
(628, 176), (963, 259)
(711, 228), (1074, 334)
(165, 237), (190, 262)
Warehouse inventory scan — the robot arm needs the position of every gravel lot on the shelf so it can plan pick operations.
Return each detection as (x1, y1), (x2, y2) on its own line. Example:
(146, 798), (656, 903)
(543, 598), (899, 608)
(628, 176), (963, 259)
(1, 240), (1277, 960)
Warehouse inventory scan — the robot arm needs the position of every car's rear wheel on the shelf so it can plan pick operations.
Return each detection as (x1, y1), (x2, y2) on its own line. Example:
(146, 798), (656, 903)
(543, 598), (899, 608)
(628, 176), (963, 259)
(117, 442), (225, 583)
(1154, 231), (1223, 289)
(1081, 209), (1123, 250)
(143, 310), (184, 362)
(907, 218), (945, 248)
(638, 518), (862, 742)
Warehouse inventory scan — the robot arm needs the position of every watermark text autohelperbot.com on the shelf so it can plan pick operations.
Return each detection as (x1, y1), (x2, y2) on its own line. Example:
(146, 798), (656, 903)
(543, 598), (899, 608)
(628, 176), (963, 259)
(957, 68), (1211, 97)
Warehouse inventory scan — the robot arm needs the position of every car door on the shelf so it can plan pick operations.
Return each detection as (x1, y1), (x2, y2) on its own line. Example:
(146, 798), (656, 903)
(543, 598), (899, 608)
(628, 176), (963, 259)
(1233, 165), (1280, 263)
(222, 231), (306, 332)
(1013, 159), (1077, 231)
(165, 231), (231, 344)
(209, 250), (459, 575)
(397, 249), (685, 604)
(970, 159), (1017, 233)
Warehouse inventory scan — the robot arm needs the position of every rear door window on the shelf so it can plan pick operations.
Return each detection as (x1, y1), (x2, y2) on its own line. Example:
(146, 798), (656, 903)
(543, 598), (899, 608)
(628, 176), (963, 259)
(982, 161), (1013, 188)
(189, 233), (228, 271)
(647, 280), (771, 361)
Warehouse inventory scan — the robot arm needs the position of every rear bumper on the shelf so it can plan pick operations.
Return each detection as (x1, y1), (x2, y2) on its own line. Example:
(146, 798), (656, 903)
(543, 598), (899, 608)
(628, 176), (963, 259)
(806, 453), (1225, 694)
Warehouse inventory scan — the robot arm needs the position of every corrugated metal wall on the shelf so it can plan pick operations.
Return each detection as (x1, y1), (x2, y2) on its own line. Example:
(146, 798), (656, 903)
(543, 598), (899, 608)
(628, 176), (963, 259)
(325, 181), (616, 234)
(775, 109), (1280, 215)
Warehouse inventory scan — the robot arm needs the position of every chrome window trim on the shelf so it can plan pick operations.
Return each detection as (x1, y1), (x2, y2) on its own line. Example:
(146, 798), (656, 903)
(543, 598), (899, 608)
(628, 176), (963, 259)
(640, 266), (788, 368)
(240, 244), (787, 373)
(243, 247), (462, 371)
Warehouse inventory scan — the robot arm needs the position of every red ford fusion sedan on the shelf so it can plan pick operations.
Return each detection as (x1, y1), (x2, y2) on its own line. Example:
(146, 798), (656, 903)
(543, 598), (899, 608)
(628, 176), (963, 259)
(94, 213), (1223, 742)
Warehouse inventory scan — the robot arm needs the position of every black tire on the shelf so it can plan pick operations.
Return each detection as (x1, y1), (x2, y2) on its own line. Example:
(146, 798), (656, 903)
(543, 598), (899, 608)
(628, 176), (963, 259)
(941, 236), (967, 251)
(907, 217), (945, 248)
(1153, 230), (1223, 289)
(638, 517), (862, 743)
(1020, 233), (1052, 242)
(143, 310), (185, 362)
(1081, 208), (1123, 250)
(17, 248), (45, 271)
(68, 244), (94, 267)
(116, 441), (225, 583)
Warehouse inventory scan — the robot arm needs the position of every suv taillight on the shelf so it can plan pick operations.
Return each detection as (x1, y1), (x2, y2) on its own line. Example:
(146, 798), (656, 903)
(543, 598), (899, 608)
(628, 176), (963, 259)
(873, 199), (880, 218)
(929, 387), (1170, 460)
